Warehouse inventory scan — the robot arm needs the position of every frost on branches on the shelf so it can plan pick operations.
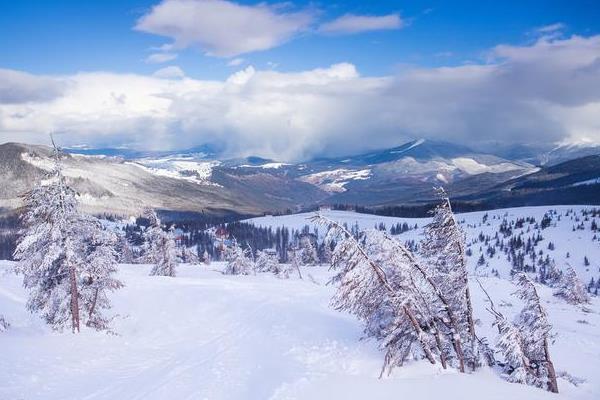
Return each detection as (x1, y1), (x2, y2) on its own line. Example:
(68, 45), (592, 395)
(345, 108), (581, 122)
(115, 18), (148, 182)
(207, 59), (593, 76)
(142, 209), (178, 277)
(79, 219), (123, 330)
(313, 211), (481, 376)
(285, 247), (304, 279)
(513, 273), (559, 393)
(554, 266), (590, 305)
(494, 314), (529, 385)
(298, 234), (319, 266)
(420, 188), (480, 370)
(13, 142), (122, 332)
(255, 249), (281, 275)
(223, 240), (254, 275)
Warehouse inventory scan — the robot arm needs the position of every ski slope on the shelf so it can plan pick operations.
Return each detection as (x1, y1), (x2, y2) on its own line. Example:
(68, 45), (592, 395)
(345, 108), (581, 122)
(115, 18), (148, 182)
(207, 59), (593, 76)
(0, 260), (599, 400)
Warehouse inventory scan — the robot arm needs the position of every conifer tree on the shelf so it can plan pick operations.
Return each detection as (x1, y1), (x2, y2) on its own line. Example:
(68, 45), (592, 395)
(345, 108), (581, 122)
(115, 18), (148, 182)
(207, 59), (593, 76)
(143, 209), (178, 277)
(495, 315), (529, 384)
(554, 266), (590, 305)
(223, 241), (254, 275)
(514, 273), (559, 393)
(79, 219), (123, 330)
(255, 249), (281, 275)
(420, 188), (479, 370)
(14, 139), (122, 332)
(313, 214), (466, 374)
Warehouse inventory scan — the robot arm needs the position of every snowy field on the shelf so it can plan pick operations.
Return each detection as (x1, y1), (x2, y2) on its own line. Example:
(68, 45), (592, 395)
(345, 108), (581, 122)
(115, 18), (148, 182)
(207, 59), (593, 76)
(0, 263), (598, 399)
(1, 206), (599, 399)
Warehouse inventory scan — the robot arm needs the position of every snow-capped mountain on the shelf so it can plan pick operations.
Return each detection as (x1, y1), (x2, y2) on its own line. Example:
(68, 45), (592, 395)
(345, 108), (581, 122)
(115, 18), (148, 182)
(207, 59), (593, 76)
(2, 139), (599, 219)
(0, 142), (326, 218)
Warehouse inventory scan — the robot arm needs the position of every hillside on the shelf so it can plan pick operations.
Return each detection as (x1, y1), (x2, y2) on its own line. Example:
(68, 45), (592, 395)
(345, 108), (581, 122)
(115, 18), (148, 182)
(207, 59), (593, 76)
(0, 142), (326, 217)
(2, 206), (599, 399)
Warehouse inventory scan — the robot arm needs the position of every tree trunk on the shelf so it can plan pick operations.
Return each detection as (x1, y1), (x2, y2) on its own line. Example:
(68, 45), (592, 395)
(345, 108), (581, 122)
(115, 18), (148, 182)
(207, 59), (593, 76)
(69, 266), (80, 333)
(433, 318), (448, 369)
(391, 238), (466, 372)
(87, 287), (99, 324)
(403, 305), (437, 365)
(544, 339), (559, 393)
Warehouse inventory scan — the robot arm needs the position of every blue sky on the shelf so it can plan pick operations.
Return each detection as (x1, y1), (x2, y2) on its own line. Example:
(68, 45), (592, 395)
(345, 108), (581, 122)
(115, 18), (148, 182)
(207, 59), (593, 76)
(2, 0), (598, 79)
(1, 0), (599, 159)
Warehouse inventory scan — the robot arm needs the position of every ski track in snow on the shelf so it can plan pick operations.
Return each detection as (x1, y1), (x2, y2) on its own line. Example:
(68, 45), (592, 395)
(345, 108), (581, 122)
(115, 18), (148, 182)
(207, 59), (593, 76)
(1, 205), (600, 399)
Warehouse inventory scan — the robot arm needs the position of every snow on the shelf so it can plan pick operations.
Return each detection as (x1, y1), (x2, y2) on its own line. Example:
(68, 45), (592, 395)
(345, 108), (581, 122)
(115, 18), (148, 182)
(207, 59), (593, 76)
(573, 178), (600, 186)
(2, 205), (600, 399)
(245, 206), (600, 282)
(451, 157), (524, 175)
(127, 157), (221, 186)
(390, 138), (426, 154)
(299, 169), (371, 192)
(21, 152), (54, 171)
(1, 259), (598, 399)
(239, 162), (290, 169)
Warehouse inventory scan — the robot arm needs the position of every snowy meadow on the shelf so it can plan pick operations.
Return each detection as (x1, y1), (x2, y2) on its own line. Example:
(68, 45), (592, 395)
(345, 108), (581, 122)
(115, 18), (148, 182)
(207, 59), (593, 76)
(1, 203), (599, 400)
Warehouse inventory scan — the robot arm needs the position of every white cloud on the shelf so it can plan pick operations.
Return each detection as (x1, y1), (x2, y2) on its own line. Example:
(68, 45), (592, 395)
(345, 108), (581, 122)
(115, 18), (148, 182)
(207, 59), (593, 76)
(536, 23), (565, 34)
(227, 58), (245, 67)
(153, 65), (186, 79)
(1, 35), (600, 160)
(145, 52), (178, 63)
(135, 0), (314, 57)
(319, 14), (403, 35)
(0, 69), (66, 104)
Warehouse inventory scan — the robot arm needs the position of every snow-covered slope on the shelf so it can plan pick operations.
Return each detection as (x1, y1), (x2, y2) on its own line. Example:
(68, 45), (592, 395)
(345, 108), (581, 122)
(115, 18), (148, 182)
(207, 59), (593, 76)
(245, 206), (600, 282)
(1, 261), (598, 400)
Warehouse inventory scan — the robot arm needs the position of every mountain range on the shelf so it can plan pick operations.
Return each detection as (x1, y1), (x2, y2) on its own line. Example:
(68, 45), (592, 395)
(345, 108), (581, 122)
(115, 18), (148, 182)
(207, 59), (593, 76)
(1, 139), (599, 219)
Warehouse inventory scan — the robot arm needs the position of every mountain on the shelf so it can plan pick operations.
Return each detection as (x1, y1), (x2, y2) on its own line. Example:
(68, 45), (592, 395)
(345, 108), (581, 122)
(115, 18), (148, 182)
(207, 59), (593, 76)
(4, 139), (598, 219)
(292, 139), (536, 205)
(450, 155), (600, 209)
(540, 143), (600, 166)
(0, 142), (326, 218)
(474, 141), (600, 167)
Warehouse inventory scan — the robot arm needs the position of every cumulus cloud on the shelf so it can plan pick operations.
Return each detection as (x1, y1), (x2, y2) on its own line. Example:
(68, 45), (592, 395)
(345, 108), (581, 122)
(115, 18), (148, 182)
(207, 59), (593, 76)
(145, 52), (178, 63)
(319, 14), (403, 35)
(135, 0), (314, 57)
(1, 35), (600, 160)
(0, 69), (66, 104)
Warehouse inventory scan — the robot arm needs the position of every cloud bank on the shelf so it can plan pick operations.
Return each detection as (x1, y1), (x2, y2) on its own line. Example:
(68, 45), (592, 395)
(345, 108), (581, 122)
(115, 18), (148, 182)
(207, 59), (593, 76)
(1, 35), (599, 161)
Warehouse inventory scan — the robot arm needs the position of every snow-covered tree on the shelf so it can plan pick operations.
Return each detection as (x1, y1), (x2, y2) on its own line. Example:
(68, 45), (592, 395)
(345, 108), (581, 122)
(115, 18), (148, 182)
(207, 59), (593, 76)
(554, 266), (590, 305)
(14, 143), (85, 332)
(223, 241), (254, 275)
(495, 315), (529, 384)
(313, 215), (454, 374)
(298, 234), (319, 265)
(285, 246), (304, 279)
(179, 246), (200, 265)
(79, 219), (123, 330)
(142, 209), (178, 277)
(14, 140), (121, 332)
(255, 249), (281, 275)
(116, 234), (135, 264)
(420, 188), (479, 371)
(0, 315), (9, 332)
(514, 273), (559, 393)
